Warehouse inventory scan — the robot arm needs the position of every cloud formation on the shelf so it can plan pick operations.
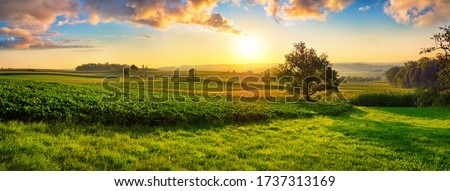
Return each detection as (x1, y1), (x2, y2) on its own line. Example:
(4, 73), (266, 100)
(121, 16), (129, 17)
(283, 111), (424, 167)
(0, 0), (80, 49)
(84, 0), (240, 33)
(0, 0), (240, 49)
(3, 0), (449, 50)
(384, 0), (450, 27)
(242, 0), (353, 22)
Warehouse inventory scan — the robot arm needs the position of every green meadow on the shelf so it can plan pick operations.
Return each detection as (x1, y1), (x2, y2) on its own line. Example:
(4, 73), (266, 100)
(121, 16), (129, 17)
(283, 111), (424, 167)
(1, 72), (449, 170)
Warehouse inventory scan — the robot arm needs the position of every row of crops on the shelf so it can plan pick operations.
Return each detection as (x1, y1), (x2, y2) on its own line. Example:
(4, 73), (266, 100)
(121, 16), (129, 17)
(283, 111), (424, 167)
(0, 79), (352, 126)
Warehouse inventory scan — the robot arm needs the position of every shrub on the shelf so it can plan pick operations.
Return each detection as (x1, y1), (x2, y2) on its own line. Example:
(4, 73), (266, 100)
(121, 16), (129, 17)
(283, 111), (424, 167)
(350, 92), (418, 107)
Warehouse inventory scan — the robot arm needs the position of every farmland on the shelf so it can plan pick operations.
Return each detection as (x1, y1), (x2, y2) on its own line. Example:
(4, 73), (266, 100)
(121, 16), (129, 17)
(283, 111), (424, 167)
(0, 72), (449, 170)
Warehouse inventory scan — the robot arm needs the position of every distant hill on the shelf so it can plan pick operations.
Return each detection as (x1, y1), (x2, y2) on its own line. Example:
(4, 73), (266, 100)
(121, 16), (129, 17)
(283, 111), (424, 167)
(156, 62), (402, 77)
(333, 63), (400, 72)
(333, 63), (402, 78)
(157, 63), (278, 73)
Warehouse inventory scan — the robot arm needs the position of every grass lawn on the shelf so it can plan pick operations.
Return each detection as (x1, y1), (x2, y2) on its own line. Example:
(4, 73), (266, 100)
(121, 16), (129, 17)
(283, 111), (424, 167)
(1, 107), (449, 170)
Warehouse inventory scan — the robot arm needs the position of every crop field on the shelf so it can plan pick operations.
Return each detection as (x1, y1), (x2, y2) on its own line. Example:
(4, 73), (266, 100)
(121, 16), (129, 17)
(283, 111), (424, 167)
(0, 72), (449, 170)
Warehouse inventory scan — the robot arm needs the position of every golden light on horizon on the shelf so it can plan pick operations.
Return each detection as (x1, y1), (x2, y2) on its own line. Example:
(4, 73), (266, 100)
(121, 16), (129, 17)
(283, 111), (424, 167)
(235, 35), (263, 62)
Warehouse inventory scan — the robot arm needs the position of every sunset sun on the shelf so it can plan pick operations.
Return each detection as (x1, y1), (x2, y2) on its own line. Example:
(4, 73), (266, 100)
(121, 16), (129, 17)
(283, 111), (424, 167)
(235, 35), (262, 61)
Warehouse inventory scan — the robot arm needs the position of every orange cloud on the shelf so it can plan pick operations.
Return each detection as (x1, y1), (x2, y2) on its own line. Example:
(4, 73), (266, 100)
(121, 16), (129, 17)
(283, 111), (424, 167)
(0, 0), (80, 48)
(0, 27), (35, 49)
(0, 0), (241, 49)
(242, 0), (353, 21)
(85, 0), (240, 34)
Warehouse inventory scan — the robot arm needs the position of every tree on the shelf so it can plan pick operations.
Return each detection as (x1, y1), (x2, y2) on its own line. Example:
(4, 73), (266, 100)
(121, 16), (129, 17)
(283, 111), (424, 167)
(75, 62), (125, 71)
(278, 42), (338, 101)
(130, 64), (139, 72)
(386, 66), (402, 84)
(421, 26), (450, 88)
(412, 26), (450, 106)
(421, 26), (450, 56)
(418, 57), (439, 86)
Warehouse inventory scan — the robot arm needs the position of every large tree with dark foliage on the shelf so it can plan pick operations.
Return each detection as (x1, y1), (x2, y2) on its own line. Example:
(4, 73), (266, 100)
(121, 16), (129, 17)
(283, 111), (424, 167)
(279, 42), (339, 101)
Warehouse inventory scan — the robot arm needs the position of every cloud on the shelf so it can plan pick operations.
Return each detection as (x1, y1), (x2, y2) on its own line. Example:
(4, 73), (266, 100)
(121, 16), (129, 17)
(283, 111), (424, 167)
(0, 25), (94, 49)
(358, 5), (370, 11)
(0, 0), (240, 49)
(57, 19), (87, 26)
(242, 0), (354, 22)
(0, 0), (79, 31)
(138, 35), (165, 39)
(0, 0), (80, 49)
(0, 29), (93, 49)
(384, 0), (450, 27)
(0, 27), (35, 49)
(85, 0), (240, 34)
(57, 38), (98, 44)
(70, 49), (104, 52)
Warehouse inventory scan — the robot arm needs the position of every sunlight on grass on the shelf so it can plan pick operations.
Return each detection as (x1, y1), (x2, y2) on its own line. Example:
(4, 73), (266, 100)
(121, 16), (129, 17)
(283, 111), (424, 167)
(1, 107), (449, 170)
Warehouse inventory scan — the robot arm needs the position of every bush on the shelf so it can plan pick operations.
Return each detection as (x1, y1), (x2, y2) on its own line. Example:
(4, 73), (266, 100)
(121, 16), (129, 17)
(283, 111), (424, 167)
(416, 87), (450, 107)
(350, 92), (418, 107)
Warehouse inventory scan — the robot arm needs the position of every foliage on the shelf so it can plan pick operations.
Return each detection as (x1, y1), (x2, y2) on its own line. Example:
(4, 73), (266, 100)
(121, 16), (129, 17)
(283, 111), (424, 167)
(0, 79), (352, 127)
(421, 25), (450, 56)
(350, 92), (418, 107)
(130, 64), (139, 72)
(386, 57), (443, 88)
(437, 55), (450, 87)
(279, 42), (338, 100)
(385, 66), (402, 84)
(419, 25), (450, 88)
(416, 86), (450, 107)
(76, 62), (128, 72)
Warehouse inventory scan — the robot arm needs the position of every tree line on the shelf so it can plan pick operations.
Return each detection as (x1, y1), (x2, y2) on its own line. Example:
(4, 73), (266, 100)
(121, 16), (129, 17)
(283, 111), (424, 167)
(385, 57), (445, 88)
(76, 62), (139, 72)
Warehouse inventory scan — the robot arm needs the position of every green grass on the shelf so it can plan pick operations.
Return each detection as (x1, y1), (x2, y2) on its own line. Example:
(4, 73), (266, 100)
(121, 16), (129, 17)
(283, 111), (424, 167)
(1, 107), (449, 170)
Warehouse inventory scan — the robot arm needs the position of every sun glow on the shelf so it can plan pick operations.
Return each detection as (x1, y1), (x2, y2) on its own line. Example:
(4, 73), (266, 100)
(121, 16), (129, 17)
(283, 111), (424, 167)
(235, 35), (263, 61)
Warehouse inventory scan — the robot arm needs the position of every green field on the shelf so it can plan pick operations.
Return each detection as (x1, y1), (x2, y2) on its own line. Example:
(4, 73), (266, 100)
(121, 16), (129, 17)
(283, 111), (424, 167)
(1, 72), (449, 170)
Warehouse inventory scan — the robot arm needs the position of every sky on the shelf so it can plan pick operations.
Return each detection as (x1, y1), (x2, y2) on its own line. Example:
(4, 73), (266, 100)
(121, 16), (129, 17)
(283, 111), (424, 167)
(0, 0), (450, 69)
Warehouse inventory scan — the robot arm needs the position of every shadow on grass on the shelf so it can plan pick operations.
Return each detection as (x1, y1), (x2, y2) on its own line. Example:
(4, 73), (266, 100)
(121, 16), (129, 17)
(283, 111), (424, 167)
(12, 117), (287, 138)
(326, 108), (450, 170)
